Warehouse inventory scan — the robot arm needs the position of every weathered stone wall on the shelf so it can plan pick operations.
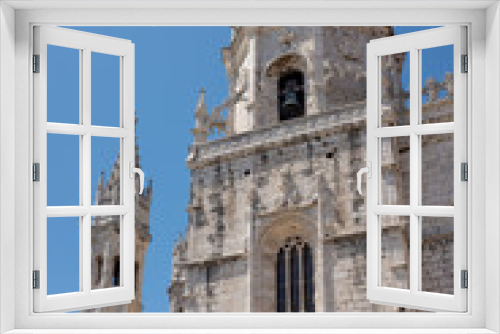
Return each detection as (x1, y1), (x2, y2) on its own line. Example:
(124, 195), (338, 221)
(207, 259), (248, 312)
(171, 259), (248, 312)
(171, 26), (456, 313)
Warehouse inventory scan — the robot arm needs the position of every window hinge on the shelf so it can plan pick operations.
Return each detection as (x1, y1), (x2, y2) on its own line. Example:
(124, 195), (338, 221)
(461, 270), (468, 289)
(461, 54), (468, 73)
(461, 162), (468, 181)
(33, 270), (40, 289)
(33, 54), (40, 73)
(33, 163), (40, 182)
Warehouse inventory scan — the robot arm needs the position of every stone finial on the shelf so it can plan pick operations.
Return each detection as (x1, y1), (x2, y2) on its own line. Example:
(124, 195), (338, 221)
(192, 87), (210, 144)
(426, 77), (437, 102)
(445, 72), (453, 100)
(174, 235), (185, 259)
(195, 87), (208, 127)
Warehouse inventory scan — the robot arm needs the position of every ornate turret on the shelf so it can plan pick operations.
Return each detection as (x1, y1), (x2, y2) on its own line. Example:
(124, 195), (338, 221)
(88, 116), (153, 313)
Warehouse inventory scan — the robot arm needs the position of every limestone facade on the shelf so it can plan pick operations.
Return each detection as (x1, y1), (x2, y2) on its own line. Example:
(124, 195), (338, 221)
(169, 26), (455, 312)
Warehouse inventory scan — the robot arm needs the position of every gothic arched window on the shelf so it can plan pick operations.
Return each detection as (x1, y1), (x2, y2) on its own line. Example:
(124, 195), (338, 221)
(278, 70), (305, 121)
(276, 236), (315, 312)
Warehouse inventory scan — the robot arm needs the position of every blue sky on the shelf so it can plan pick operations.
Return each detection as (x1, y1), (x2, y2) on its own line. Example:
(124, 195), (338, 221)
(46, 26), (452, 312)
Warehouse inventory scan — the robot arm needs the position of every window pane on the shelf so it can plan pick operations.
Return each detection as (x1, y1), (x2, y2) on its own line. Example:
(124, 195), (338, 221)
(421, 45), (454, 124)
(91, 215), (121, 290)
(421, 133), (454, 206)
(380, 52), (409, 127)
(47, 45), (80, 124)
(421, 217), (454, 294)
(47, 133), (80, 206)
(380, 215), (410, 290)
(91, 52), (121, 127)
(47, 217), (80, 295)
(92, 137), (121, 205)
(380, 137), (410, 205)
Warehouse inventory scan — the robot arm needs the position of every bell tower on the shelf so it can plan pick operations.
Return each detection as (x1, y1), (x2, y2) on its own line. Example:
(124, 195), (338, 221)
(217, 27), (398, 136)
(174, 26), (416, 313)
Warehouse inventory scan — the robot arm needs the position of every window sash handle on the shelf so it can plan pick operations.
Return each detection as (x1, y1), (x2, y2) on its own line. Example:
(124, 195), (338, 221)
(129, 162), (145, 195)
(357, 162), (371, 195)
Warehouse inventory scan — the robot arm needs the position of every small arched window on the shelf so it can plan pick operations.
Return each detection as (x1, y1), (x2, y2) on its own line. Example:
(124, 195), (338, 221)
(278, 71), (305, 121)
(276, 237), (315, 312)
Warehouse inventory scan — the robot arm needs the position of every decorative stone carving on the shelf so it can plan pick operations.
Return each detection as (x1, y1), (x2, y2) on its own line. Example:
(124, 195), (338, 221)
(192, 88), (210, 144)
(276, 167), (301, 208)
(276, 28), (296, 46)
(191, 82), (247, 143)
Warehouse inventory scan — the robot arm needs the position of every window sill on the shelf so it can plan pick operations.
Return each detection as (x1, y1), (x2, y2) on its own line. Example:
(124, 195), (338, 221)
(4, 329), (497, 334)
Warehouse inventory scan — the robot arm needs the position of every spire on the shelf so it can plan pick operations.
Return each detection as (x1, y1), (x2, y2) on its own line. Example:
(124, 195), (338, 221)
(96, 171), (106, 205)
(135, 115), (141, 169)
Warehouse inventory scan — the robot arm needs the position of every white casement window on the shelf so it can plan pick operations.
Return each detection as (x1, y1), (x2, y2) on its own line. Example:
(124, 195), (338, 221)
(33, 26), (142, 312)
(2, 2), (499, 333)
(361, 26), (467, 312)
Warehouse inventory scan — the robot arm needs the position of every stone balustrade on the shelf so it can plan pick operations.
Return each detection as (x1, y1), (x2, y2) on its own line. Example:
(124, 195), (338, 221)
(188, 101), (367, 168)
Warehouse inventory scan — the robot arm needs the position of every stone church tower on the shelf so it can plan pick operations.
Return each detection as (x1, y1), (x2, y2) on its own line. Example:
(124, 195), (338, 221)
(169, 27), (454, 312)
(87, 130), (153, 313)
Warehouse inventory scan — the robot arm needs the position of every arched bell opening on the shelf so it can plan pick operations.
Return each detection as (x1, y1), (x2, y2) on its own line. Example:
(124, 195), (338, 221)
(262, 53), (308, 126)
(278, 70), (305, 121)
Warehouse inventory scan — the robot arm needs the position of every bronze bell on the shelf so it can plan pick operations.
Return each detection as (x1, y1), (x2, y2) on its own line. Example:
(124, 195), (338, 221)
(282, 81), (299, 107)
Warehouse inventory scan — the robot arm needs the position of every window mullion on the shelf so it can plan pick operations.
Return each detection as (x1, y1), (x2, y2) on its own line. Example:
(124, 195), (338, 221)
(298, 245), (303, 312)
(82, 47), (92, 294)
(285, 248), (290, 312)
(409, 47), (420, 294)
(82, 214), (91, 293)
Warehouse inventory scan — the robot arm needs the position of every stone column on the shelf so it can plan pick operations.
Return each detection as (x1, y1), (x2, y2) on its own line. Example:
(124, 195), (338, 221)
(260, 76), (278, 126)
(298, 245), (304, 312)
(307, 27), (326, 115)
(284, 248), (290, 312)
(338, 134), (354, 226)
(247, 27), (259, 131)
(314, 172), (329, 312)
(226, 76), (236, 136)
(101, 240), (111, 289)
(246, 185), (258, 312)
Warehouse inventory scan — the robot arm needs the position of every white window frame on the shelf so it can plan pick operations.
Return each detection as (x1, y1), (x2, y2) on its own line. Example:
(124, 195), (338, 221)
(33, 26), (136, 313)
(0, 1), (499, 333)
(365, 26), (467, 312)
